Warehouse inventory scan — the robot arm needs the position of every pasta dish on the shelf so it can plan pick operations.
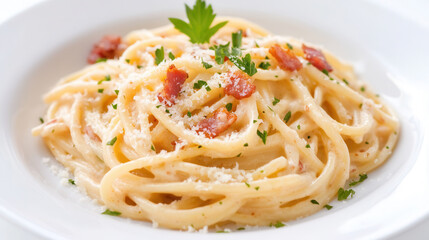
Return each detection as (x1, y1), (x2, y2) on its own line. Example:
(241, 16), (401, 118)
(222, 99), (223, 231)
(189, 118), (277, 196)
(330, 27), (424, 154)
(32, 0), (399, 231)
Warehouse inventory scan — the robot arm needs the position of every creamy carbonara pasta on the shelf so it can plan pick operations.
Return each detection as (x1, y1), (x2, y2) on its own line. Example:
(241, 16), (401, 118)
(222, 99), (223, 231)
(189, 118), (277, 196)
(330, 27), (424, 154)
(32, 1), (399, 231)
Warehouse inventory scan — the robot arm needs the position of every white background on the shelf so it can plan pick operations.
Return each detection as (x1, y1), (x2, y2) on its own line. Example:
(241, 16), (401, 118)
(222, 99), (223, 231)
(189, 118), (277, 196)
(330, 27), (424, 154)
(0, 0), (428, 239)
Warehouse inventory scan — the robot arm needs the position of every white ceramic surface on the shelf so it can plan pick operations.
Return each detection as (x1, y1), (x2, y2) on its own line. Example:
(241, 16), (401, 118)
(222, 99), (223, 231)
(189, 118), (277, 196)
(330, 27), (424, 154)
(0, 0), (428, 239)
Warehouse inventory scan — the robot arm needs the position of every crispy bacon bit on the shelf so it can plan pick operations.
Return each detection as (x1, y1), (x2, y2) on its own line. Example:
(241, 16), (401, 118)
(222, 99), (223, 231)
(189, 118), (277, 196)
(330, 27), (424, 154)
(87, 35), (123, 64)
(157, 64), (188, 107)
(84, 126), (101, 142)
(224, 71), (256, 99)
(302, 44), (333, 72)
(269, 44), (302, 71)
(196, 107), (237, 138)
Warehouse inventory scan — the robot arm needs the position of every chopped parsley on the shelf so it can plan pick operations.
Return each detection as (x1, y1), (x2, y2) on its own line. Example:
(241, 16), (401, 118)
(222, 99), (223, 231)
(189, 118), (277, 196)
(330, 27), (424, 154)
(322, 69), (330, 76)
(360, 86), (365, 92)
(98, 88), (104, 93)
(229, 53), (257, 76)
(310, 199), (319, 205)
(267, 106), (274, 112)
(151, 145), (155, 151)
(349, 174), (368, 187)
(68, 179), (75, 185)
(225, 103), (233, 112)
(255, 186), (260, 191)
(165, 109), (170, 113)
(324, 204), (333, 210)
(205, 85), (211, 91)
(284, 111), (291, 123)
(193, 80), (208, 90)
(168, 0), (228, 44)
(102, 209), (121, 216)
(156, 105), (162, 108)
(359, 103), (363, 108)
(386, 146), (390, 149)
(270, 221), (285, 228)
(187, 111), (192, 117)
(244, 143), (248, 147)
(125, 59), (130, 63)
(39, 117), (44, 124)
(365, 141), (369, 144)
(297, 124), (301, 130)
(255, 41), (260, 47)
(343, 79), (349, 85)
(112, 103), (117, 109)
(258, 61), (271, 70)
(106, 136), (117, 146)
(114, 89), (119, 95)
(155, 46), (165, 65)
(257, 130), (267, 144)
(168, 52), (175, 60)
(219, 201), (223, 205)
(272, 97), (280, 106)
(237, 227), (245, 231)
(305, 144), (310, 148)
(232, 30), (242, 49)
(97, 74), (111, 84)
(286, 43), (293, 50)
(245, 182), (250, 187)
(201, 60), (213, 69)
(337, 188), (355, 201)
(95, 58), (107, 63)
(253, 120), (257, 123)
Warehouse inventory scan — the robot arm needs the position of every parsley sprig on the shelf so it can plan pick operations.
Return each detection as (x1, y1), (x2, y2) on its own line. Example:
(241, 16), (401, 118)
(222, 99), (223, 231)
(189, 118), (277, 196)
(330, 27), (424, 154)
(169, 0), (228, 44)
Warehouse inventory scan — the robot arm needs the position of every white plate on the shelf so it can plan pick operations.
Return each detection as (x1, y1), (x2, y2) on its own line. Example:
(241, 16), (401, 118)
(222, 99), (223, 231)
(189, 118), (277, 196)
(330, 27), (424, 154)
(0, 0), (428, 239)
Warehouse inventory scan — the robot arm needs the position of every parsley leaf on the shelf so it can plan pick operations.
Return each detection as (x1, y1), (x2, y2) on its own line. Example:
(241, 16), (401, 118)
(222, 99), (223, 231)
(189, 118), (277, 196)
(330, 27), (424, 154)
(270, 221), (285, 228)
(102, 209), (121, 216)
(324, 204), (333, 210)
(187, 111), (192, 117)
(112, 104), (117, 109)
(258, 61), (271, 70)
(107, 136), (117, 146)
(232, 30), (242, 48)
(212, 42), (230, 64)
(193, 80), (207, 89)
(349, 174), (368, 187)
(284, 111), (291, 123)
(68, 179), (75, 185)
(168, 0), (228, 44)
(95, 58), (107, 63)
(310, 199), (319, 205)
(337, 188), (355, 201)
(229, 53), (257, 76)
(202, 60), (213, 69)
(225, 103), (233, 112)
(257, 130), (267, 144)
(155, 46), (164, 65)
(272, 97), (280, 106)
(39, 117), (44, 124)
(97, 74), (111, 84)
(286, 43), (293, 50)
(168, 52), (175, 60)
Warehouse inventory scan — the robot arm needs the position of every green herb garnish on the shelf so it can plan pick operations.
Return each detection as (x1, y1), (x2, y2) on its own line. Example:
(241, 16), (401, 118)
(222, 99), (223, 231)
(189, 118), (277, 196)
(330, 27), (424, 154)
(349, 174), (368, 187)
(112, 104), (117, 109)
(225, 103), (233, 112)
(202, 60), (213, 69)
(102, 209), (121, 216)
(270, 221), (285, 228)
(257, 130), (267, 144)
(258, 61), (271, 70)
(68, 179), (75, 185)
(168, 0), (228, 44)
(310, 199), (319, 205)
(187, 111), (192, 117)
(155, 46), (164, 65)
(95, 58), (107, 63)
(193, 80), (208, 90)
(324, 204), (333, 210)
(337, 188), (355, 201)
(284, 111), (291, 123)
(272, 97), (280, 106)
(107, 136), (117, 146)
(168, 52), (175, 60)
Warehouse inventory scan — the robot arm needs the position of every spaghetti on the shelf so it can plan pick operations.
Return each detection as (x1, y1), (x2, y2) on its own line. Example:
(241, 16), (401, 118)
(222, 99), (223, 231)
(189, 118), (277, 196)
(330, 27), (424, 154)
(32, 16), (399, 230)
